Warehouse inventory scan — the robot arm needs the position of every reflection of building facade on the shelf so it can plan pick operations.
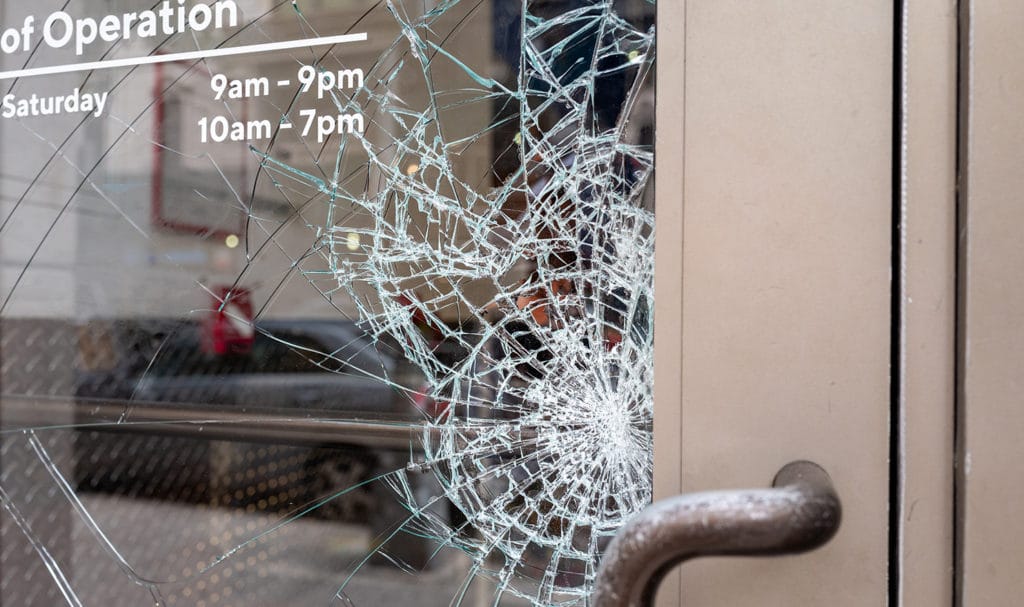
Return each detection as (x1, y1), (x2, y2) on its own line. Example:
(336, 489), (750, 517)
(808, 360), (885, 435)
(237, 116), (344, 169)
(0, 1), (498, 321)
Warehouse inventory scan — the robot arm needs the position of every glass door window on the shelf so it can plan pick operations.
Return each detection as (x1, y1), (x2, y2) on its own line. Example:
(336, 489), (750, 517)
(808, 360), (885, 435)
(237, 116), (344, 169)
(0, 1), (656, 605)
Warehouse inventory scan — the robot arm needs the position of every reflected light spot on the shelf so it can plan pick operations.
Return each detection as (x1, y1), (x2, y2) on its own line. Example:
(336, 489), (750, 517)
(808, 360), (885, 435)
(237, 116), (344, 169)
(225, 234), (240, 249)
(346, 232), (360, 251)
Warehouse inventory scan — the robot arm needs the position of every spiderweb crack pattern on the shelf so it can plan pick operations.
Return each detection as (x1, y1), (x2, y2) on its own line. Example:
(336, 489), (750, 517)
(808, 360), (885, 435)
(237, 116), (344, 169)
(256, 0), (656, 603)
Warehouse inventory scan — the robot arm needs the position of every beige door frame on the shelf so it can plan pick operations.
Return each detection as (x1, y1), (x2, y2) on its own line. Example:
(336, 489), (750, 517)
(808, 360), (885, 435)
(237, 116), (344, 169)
(956, 2), (1024, 605)
(900, 2), (957, 605)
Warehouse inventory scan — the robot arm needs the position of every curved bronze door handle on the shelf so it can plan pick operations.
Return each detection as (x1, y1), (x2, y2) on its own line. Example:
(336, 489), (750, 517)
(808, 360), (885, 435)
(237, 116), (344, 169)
(592, 460), (841, 607)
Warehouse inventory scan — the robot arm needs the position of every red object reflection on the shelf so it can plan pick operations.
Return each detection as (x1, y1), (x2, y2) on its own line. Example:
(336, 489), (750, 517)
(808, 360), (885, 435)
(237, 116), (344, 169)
(203, 286), (255, 355)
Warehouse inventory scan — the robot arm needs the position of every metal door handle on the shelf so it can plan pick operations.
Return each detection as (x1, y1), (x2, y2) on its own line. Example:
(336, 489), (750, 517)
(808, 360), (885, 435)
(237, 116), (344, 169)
(592, 460), (841, 607)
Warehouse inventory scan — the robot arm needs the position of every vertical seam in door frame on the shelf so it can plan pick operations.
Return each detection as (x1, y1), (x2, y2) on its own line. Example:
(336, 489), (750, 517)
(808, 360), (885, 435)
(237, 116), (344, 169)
(890, 0), (908, 604)
(953, 1), (971, 605)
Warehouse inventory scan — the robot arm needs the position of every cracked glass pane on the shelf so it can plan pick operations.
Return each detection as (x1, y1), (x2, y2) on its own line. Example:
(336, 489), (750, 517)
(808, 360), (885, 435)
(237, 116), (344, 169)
(0, 1), (655, 605)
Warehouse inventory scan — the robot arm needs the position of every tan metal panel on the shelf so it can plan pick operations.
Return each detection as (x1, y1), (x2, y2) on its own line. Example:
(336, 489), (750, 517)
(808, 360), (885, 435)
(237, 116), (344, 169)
(959, 2), (1024, 604)
(901, 1), (957, 604)
(675, 2), (892, 604)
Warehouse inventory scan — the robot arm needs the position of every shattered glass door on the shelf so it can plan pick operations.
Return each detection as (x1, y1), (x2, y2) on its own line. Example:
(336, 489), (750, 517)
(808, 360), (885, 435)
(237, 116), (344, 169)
(0, 1), (655, 605)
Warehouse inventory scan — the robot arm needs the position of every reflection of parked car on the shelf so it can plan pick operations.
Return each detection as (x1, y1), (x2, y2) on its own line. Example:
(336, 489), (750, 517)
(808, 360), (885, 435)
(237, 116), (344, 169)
(2, 316), (455, 567)
(64, 318), (427, 523)
(73, 318), (421, 417)
(67, 318), (431, 534)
